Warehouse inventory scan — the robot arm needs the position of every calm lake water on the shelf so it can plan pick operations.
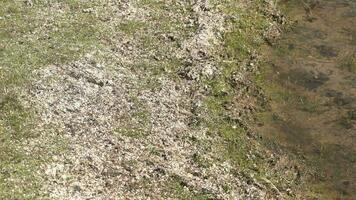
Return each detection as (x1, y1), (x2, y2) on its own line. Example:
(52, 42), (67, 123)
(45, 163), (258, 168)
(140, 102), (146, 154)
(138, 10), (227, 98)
(258, 0), (356, 199)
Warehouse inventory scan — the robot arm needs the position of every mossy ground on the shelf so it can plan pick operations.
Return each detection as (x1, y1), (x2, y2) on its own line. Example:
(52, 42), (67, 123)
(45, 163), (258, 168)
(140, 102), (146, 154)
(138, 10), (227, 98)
(1, 0), (294, 199)
(340, 53), (356, 73)
(1, 1), (103, 198)
(196, 0), (299, 195)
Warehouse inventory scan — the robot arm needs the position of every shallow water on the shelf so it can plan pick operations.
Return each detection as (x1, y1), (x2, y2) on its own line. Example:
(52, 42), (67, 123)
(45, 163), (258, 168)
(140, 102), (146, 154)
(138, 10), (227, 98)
(258, 0), (356, 199)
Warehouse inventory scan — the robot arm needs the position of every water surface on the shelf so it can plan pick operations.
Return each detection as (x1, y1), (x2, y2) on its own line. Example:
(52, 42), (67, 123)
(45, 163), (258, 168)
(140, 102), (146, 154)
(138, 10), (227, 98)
(258, 0), (356, 199)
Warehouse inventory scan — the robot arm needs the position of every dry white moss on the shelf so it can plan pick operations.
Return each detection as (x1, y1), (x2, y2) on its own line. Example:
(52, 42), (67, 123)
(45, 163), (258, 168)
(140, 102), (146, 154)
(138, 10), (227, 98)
(19, 0), (288, 199)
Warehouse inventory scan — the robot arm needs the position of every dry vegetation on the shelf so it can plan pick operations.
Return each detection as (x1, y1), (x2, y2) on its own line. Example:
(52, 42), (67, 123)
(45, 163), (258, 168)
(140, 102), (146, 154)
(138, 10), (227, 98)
(1, 0), (300, 199)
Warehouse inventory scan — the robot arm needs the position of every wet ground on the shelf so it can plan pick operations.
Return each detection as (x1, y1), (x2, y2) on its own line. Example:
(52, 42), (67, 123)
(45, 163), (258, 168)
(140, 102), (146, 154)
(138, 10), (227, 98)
(258, 0), (356, 199)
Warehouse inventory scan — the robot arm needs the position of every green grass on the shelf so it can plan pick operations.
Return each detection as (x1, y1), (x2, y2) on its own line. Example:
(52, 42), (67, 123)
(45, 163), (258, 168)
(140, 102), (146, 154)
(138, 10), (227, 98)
(185, 1), (302, 193)
(351, 29), (356, 45)
(339, 53), (356, 72)
(138, 0), (195, 33)
(0, 0), (293, 197)
(1, 1), (105, 78)
(192, 152), (212, 168)
(117, 20), (148, 36)
(182, 1), (282, 187)
(0, 93), (43, 199)
(166, 175), (212, 200)
(222, 8), (268, 61)
(0, 1), (110, 197)
(0, 94), (68, 199)
(114, 94), (151, 139)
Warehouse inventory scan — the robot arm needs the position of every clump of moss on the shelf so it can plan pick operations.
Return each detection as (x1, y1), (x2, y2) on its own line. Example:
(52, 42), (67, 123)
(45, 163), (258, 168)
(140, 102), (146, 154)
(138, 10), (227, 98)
(117, 20), (148, 36)
(0, 93), (43, 199)
(0, 1), (110, 197)
(351, 29), (356, 45)
(165, 175), (212, 200)
(339, 54), (356, 72)
(192, 0), (284, 184)
(222, 4), (268, 61)
(115, 94), (152, 139)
